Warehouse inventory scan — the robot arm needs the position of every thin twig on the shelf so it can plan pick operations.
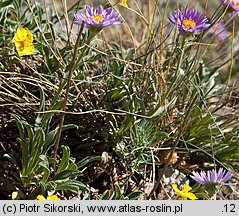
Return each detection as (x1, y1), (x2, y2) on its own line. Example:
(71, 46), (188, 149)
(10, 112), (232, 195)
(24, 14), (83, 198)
(37, 109), (126, 116)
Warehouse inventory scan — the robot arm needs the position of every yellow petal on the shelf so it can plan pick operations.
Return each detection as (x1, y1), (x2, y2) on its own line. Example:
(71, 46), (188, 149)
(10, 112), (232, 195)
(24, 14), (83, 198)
(182, 184), (192, 193)
(37, 195), (46, 200)
(47, 195), (61, 200)
(13, 27), (34, 56)
(13, 27), (32, 42)
(186, 192), (198, 200)
(172, 184), (182, 197)
(172, 184), (179, 192)
(172, 184), (197, 200)
(16, 44), (34, 57)
(119, 0), (128, 7)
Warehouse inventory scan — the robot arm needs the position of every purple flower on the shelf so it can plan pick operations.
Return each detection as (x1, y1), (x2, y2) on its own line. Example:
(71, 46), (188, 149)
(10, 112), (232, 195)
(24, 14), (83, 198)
(220, 0), (239, 12)
(208, 22), (228, 40)
(168, 8), (210, 35)
(190, 168), (233, 185)
(74, 5), (124, 29)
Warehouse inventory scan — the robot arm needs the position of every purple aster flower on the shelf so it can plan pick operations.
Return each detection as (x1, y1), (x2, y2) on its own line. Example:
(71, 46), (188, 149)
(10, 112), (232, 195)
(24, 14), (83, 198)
(168, 8), (210, 35)
(208, 22), (229, 40)
(74, 5), (124, 29)
(190, 168), (233, 185)
(220, 0), (239, 12)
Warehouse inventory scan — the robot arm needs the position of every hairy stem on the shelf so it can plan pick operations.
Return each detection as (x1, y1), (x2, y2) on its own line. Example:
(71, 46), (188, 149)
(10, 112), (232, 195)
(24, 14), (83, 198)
(53, 23), (85, 162)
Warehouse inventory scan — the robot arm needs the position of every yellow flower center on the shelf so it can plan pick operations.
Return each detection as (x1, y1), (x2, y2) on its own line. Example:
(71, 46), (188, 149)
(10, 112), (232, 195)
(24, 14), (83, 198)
(92, 14), (104, 23)
(234, 0), (239, 6)
(182, 19), (196, 29)
(19, 40), (31, 49)
(226, 0), (239, 6)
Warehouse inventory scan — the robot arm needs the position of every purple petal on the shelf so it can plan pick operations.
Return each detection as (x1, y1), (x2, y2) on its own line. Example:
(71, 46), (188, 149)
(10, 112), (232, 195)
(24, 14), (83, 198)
(190, 171), (207, 184)
(73, 13), (85, 24)
(168, 8), (209, 34)
(96, 5), (104, 14)
(73, 5), (123, 29)
(191, 168), (233, 185)
(210, 169), (217, 183)
(217, 167), (225, 180)
(221, 171), (233, 183)
(105, 7), (113, 15)
(86, 5), (94, 16)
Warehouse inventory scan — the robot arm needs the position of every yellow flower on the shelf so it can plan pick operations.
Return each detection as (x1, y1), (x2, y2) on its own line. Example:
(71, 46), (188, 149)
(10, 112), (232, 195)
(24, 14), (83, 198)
(37, 195), (61, 200)
(172, 184), (197, 200)
(119, 0), (128, 8)
(13, 27), (34, 57)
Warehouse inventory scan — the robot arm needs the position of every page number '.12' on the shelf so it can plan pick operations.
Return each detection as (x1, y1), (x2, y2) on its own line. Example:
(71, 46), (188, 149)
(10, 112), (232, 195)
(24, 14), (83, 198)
(223, 204), (236, 213)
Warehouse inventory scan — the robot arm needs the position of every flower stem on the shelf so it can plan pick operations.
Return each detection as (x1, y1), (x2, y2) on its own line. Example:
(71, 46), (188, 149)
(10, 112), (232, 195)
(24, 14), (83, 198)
(147, 94), (198, 199)
(53, 23), (85, 162)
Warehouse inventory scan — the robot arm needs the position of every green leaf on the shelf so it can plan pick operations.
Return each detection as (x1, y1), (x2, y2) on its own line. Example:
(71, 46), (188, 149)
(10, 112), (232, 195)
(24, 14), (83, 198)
(26, 128), (45, 175)
(114, 184), (123, 200)
(61, 124), (78, 131)
(39, 155), (50, 183)
(13, 115), (25, 141)
(127, 191), (143, 200)
(67, 162), (78, 172)
(44, 124), (77, 153)
(194, 192), (210, 200)
(52, 170), (73, 180)
(41, 99), (65, 128)
(0, 0), (13, 7)
(100, 190), (110, 200)
(56, 146), (70, 175)
(43, 129), (58, 153)
(3, 153), (19, 168)
(35, 86), (45, 127)
(10, 172), (22, 184)
(77, 156), (101, 169)
(149, 97), (177, 118)
(48, 180), (88, 192)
